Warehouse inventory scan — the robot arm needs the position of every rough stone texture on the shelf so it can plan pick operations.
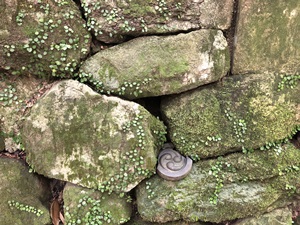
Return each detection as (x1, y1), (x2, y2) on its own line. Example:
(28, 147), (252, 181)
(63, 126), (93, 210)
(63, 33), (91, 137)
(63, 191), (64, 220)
(80, 30), (230, 99)
(161, 73), (300, 159)
(233, 0), (300, 74)
(81, 0), (234, 43)
(125, 214), (211, 225)
(63, 183), (132, 225)
(136, 143), (300, 223)
(0, 158), (51, 225)
(232, 207), (293, 225)
(0, 74), (53, 152)
(22, 80), (166, 192)
(0, 0), (91, 78)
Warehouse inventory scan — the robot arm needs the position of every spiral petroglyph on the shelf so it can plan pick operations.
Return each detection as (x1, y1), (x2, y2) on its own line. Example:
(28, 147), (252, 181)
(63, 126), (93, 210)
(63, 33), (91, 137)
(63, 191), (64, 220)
(157, 143), (193, 181)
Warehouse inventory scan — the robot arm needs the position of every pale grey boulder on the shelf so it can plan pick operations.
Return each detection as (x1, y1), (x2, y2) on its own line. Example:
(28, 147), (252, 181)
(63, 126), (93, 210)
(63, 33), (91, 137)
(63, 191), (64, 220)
(0, 158), (51, 225)
(81, 0), (234, 43)
(22, 80), (166, 192)
(233, 0), (300, 74)
(80, 30), (230, 99)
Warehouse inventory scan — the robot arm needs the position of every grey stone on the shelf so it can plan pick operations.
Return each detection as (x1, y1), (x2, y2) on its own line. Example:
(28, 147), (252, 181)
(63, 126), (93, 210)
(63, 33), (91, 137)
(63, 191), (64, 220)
(80, 30), (230, 99)
(63, 183), (132, 225)
(233, 0), (300, 74)
(232, 207), (293, 225)
(0, 0), (90, 77)
(22, 80), (166, 192)
(161, 73), (300, 159)
(81, 0), (234, 43)
(136, 142), (300, 223)
(0, 158), (51, 225)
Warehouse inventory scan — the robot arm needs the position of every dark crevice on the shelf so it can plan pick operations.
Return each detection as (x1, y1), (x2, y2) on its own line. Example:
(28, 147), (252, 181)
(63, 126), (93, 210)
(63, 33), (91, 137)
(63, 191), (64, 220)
(224, 0), (240, 76)
(291, 131), (300, 149)
(134, 96), (162, 119)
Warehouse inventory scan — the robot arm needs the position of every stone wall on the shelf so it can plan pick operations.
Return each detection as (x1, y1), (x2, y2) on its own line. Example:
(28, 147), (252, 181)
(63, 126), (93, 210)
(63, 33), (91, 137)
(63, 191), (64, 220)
(0, 0), (300, 224)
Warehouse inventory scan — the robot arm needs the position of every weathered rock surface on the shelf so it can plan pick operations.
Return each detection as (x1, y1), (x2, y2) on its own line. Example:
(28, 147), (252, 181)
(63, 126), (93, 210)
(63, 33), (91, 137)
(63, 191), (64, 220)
(232, 207), (292, 225)
(125, 214), (211, 225)
(233, 0), (300, 74)
(80, 30), (230, 99)
(64, 183), (132, 225)
(0, 0), (91, 77)
(136, 142), (300, 223)
(0, 158), (51, 225)
(0, 74), (52, 152)
(22, 80), (166, 192)
(161, 73), (300, 159)
(81, 0), (233, 43)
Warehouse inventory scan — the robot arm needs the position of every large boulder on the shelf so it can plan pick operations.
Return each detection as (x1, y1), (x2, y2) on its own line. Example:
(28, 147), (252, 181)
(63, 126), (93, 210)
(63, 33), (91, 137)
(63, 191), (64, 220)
(136, 142), (300, 223)
(232, 0), (300, 74)
(0, 158), (51, 225)
(0, 0), (91, 78)
(81, 0), (234, 43)
(161, 73), (300, 159)
(80, 30), (230, 99)
(22, 80), (166, 192)
(63, 183), (132, 225)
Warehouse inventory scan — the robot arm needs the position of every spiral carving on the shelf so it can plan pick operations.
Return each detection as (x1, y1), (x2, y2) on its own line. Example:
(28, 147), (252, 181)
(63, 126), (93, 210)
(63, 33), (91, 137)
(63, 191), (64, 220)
(157, 144), (193, 181)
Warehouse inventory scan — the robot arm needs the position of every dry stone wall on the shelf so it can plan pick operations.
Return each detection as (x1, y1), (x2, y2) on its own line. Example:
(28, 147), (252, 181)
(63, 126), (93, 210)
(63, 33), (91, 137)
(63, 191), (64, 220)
(0, 0), (300, 225)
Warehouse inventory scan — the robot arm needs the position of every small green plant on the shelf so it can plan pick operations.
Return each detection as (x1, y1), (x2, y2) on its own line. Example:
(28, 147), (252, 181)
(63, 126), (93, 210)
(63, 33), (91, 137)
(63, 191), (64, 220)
(0, 85), (18, 106)
(8, 200), (43, 217)
(209, 157), (225, 205)
(16, 9), (26, 26)
(145, 181), (155, 199)
(285, 184), (296, 196)
(277, 72), (300, 91)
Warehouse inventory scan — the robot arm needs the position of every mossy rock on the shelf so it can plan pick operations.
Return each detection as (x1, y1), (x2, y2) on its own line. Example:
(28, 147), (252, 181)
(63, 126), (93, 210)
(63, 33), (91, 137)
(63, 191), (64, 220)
(81, 0), (233, 43)
(233, 0), (300, 74)
(22, 80), (166, 193)
(80, 30), (230, 99)
(63, 183), (132, 225)
(232, 207), (293, 225)
(0, 74), (51, 152)
(0, 0), (91, 78)
(161, 73), (300, 159)
(125, 214), (211, 225)
(136, 142), (300, 223)
(0, 158), (51, 225)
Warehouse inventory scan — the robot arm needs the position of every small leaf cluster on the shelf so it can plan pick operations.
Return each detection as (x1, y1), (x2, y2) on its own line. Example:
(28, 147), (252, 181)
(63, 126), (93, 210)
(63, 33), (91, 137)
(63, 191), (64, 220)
(145, 181), (155, 199)
(0, 85), (18, 106)
(277, 72), (300, 91)
(65, 196), (113, 225)
(8, 200), (43, 217)
(208, 157), (225, 205)
(16, 9), (26, 26)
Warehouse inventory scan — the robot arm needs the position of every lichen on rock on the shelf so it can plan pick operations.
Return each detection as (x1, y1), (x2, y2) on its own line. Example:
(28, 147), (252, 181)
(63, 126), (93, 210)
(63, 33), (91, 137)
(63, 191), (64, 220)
(0, 158), (51, 225)
(81, 0), (234, 43)
(136, 142), (300, 223)
(80, 29), (230, 99)
(161, 73), (300, 159)
(63, 183), (132, 225)
(22, 79), (166, 193)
